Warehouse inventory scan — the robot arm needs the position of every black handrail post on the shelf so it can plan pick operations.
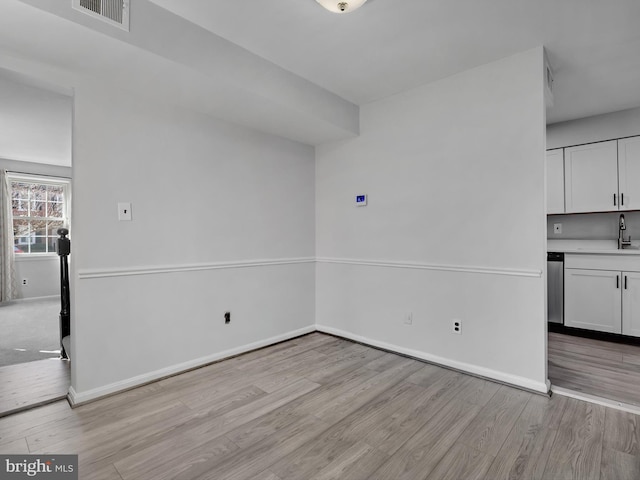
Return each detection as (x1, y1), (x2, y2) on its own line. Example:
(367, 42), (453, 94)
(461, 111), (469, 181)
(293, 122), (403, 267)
(57, 227), (71, 359)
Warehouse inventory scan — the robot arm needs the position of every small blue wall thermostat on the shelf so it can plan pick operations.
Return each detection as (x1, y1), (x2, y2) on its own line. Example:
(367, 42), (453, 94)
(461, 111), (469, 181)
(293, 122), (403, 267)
(356, 194), (367, 206)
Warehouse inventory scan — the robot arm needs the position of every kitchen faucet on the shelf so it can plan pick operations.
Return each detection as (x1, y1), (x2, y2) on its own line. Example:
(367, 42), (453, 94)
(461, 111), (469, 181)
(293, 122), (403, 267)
(619, 214), (632, 249)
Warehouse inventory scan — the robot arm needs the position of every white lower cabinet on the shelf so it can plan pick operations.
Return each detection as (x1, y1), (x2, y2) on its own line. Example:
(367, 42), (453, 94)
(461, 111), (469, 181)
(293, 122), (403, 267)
(565, 266), (640, 337)
(564, 268), (622, 333)
(622, 272), (640, 337)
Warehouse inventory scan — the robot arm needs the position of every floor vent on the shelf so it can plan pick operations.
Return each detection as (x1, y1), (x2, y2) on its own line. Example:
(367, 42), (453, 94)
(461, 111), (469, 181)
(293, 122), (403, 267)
(73, 0), (130, 31)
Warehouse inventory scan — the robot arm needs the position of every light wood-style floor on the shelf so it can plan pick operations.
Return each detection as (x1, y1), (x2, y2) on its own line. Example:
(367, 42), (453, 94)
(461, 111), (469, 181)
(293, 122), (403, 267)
(1, 332), (639, 479)
(548, 332), (640, 407)
(0, 358), (70, 418)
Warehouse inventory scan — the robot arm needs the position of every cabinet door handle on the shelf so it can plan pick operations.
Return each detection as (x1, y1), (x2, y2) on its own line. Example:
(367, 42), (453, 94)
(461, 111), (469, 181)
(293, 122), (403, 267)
(617, 275), (620, 288)
(625, 275), (628, 289)
(614, 193), (617, 206)
(622, 193), (625, 206)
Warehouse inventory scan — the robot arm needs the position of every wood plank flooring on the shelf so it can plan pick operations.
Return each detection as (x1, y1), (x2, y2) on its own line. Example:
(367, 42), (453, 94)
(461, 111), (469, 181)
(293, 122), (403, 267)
(548, 331), (640, 407)
(1, 332), (639, 479)
(0, 358), (70, 417)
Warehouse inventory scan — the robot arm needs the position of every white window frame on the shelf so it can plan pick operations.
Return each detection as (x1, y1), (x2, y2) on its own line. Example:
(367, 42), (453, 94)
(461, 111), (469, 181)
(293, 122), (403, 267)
(8, 173), (71, 257)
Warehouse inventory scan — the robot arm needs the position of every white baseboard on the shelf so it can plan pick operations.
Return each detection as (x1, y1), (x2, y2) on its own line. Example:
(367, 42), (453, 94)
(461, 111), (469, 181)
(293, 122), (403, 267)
(3, 295), (58, 304)
(316, 324), (549, 394)
(68, 322), (549, 406)
(68, 325), (316, 406)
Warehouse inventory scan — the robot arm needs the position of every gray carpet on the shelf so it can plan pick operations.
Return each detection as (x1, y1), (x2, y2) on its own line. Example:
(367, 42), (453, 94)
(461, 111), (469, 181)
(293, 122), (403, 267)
(0, 297), (61, 367)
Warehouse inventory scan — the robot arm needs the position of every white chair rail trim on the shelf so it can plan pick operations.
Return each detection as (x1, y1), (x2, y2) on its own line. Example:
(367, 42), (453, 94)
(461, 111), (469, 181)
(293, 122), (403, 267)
(77, 256), (542, 280)
(78, 257), (316, 279)
(316, 257), (542, 278)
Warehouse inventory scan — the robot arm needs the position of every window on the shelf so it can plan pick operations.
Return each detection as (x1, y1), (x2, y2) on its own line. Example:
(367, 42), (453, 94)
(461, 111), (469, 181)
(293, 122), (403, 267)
(9, 175), (70, 255)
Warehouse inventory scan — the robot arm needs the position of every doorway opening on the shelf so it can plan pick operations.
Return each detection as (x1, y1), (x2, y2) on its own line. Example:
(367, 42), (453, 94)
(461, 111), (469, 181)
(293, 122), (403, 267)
(548, 327), (640, 409)
(0, 70), (73, 417)
(0, 298), (70, 417)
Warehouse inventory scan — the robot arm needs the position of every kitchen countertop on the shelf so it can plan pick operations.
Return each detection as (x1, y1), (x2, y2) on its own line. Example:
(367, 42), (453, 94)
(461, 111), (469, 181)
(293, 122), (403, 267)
(547, 239), (640, 255)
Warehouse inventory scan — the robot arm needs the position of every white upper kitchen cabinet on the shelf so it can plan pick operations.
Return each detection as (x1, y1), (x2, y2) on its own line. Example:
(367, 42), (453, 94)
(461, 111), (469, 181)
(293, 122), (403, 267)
(564, 268), (622, 334)
(618, 136), (640, 211)
(564, 140), (618, 213)
(546, 149), (564, 214)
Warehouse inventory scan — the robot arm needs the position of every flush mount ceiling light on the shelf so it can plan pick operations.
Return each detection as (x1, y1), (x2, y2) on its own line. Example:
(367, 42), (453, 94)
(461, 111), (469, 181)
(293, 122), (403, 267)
(315, 0), (368, 14)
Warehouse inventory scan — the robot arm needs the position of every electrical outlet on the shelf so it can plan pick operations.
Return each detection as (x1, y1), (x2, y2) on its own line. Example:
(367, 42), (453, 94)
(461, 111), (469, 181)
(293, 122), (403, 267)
(452, 319), (462, 335)
(22, 278), (28, 286)
(224, 311), (231, 324)
(404, 312), (413, 325)
(553, 223), (562, 234)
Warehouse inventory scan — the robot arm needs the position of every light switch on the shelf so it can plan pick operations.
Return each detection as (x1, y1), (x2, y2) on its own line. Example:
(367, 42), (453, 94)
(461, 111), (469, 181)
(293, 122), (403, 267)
(118, 202), (132, 221)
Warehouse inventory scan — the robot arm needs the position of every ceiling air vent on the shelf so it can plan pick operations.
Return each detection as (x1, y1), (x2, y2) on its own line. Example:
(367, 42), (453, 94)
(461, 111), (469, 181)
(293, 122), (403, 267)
(73, 0), (130, 31)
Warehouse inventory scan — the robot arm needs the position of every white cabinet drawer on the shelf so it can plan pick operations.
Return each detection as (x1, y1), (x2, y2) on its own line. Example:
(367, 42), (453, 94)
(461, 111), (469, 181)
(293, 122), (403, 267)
(564, 254), (640, 272)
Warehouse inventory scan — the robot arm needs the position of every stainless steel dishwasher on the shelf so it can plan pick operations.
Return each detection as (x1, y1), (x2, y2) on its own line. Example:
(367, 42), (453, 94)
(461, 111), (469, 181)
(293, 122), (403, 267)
(547, 252), (564, 324)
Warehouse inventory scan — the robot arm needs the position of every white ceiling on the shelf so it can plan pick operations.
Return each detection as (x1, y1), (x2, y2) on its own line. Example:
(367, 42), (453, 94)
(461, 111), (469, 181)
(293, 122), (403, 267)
(1, 0), (639, 145)
(149, 0), (640, 124)
(1, 0), (361, 144)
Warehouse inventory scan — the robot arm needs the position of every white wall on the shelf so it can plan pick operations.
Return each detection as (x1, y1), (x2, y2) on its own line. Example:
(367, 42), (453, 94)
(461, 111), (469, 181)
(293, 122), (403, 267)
(0, 73), (72, 166)
(547, 106), (640, 149)
(548, 211), (640, 241)
(14, 257), (59, 299)
(70, 81), (316, 401)
(316, 48), (548, 392)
